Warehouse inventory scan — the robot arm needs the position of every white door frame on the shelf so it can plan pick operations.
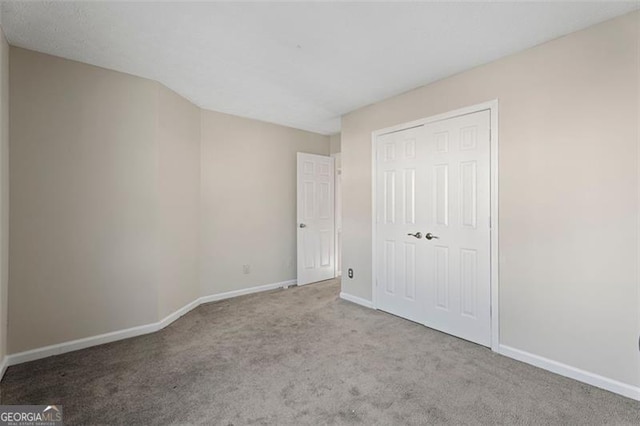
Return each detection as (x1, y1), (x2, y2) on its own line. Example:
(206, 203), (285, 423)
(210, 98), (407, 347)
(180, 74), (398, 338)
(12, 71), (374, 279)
(371, 100), (500, 351)
(332, 152), (342, 278)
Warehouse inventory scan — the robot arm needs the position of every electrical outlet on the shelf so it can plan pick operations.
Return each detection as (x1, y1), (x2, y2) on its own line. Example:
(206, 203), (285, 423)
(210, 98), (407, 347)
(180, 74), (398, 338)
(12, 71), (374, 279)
(242, 264), (251, 274)
(348, 268), (354, 279)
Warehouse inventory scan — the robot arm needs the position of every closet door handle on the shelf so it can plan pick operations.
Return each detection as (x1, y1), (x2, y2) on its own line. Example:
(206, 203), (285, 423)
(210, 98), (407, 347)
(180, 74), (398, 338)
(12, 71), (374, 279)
(425, 233), (439, 240)
(407, 232), (422, 239)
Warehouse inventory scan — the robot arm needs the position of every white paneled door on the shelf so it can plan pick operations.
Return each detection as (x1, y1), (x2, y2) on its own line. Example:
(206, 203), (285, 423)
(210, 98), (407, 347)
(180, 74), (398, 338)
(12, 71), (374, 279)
(297, 153), (335, 286)
(375, 126), (427, 324)
(375, 110), (492, 346)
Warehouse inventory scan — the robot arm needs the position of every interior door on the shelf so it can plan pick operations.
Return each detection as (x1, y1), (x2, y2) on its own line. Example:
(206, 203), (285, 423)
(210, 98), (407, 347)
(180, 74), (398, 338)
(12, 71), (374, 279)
(375, 126), (427, 324)
(422, 110), (491, 346)
(375, 110), (491, 346)
(297, 153), (335, 285)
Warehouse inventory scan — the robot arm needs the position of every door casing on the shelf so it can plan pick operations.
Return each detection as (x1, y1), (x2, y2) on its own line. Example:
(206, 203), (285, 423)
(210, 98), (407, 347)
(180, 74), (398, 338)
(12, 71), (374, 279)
(371, 100), (500, 351)
(332, 152), (342, 278)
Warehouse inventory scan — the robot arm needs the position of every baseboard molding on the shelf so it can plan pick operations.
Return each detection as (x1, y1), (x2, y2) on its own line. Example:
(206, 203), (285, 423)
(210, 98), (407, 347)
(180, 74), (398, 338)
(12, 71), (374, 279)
(0, 356), (7, 379)
(497, 344), (640, 401)
(339, 292), (374, 309)
(4, 279), (296, 371)
(199, 279), (296, 304)
(6, 321), (162, 367)
(157, 298), (202, 330)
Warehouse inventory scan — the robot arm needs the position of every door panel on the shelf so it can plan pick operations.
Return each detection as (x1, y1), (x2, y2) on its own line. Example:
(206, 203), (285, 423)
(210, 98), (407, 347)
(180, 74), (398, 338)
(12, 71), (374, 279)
(375, 110), (491, 346)
(434, 245), (449, 310)
(404, 242), (416, 300)
(297, 153), (335, 285)
(375, 127), (427, 324)
(423, 110), (491, 346)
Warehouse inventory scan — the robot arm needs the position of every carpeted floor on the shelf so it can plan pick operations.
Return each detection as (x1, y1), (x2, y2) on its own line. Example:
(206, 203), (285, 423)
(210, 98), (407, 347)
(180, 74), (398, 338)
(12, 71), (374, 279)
(2, 278), (639, 425)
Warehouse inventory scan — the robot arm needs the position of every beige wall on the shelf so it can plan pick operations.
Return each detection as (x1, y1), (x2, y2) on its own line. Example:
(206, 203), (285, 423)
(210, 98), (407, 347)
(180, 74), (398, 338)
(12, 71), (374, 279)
(329, 134), (341, 155)
(157, 86), (201, 318)
(9, 49), (203, 352)
(200, 110), (329, 295)
(9, 48), (160, 353)
(341, 11), (640, 387)
(9, 47), (329, 354)
(0, 29), (8, 363)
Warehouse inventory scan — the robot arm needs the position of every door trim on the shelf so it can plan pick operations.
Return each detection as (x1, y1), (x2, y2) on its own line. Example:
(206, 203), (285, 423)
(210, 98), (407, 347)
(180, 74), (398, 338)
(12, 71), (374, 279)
(332, 152), (342, 278)
(370, 100), (500, 351)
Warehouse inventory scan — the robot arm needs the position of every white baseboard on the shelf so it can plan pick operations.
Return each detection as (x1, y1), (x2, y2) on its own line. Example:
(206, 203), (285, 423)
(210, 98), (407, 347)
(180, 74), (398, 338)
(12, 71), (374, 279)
(199, 279), (296, 304)
(497, 344), (640, 401)
(340, 292), (374, 309)
(0, 356), (7, 379)
(4, 279), (296, 371)
(6, 321), (163, 366)
(157, 298), (201, 330)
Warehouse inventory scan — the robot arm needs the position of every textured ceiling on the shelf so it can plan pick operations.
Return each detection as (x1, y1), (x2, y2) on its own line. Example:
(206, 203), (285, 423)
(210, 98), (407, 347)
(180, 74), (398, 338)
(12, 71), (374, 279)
(1, 1), (638, 135)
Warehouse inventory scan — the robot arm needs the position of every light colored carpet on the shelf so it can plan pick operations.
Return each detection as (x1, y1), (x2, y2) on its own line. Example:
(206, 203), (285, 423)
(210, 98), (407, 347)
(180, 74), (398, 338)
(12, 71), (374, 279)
(2, 278), (639, 425)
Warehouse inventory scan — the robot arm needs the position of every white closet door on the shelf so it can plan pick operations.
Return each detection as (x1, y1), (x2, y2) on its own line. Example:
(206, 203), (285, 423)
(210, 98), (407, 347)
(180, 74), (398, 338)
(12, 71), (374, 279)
(297, 153), (335, 285)
(375, 126), (428, 324)
(422, 110), (491, 346)
(375, 110), (491, 346)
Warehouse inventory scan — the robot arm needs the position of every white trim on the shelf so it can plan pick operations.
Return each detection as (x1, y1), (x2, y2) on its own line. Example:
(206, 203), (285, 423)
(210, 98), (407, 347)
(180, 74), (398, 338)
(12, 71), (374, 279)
(497, 344), (640, 401)
(340, 292), (374, 309)
(371, 124), (378, 310)
(0, 356), (7, 379)
(332, 152), (342, 278)
(488, 101), (500, 350)
(370, 100), (500, 350)
(7, 320), (162, 366)
(157, 298), (201, 330)
(371, 101), (499, 138)
(4, 279), (296, 369)
(199, 279), (296, 304)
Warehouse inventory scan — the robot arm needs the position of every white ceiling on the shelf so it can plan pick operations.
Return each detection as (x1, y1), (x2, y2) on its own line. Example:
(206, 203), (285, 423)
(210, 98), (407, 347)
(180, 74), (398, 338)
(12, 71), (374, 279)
(1, 1), (638, 135)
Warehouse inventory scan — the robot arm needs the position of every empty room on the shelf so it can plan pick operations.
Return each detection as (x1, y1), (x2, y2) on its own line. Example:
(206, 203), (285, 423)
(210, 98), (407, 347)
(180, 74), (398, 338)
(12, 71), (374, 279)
(0, 1), (637, 424)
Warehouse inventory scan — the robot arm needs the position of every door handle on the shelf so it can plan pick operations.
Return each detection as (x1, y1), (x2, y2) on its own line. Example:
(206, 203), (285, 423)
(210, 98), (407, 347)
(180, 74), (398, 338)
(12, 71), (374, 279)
(299, 223), (307, 228)
(425, 233), (439, 240)
(407, 232), (422, 239)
